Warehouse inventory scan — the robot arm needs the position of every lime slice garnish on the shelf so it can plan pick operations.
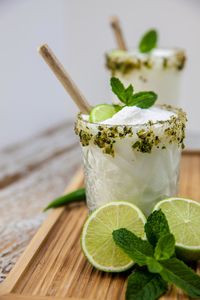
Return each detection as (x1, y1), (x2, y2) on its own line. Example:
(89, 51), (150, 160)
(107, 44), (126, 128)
(81, 202), (146, 272)
(89, 104), (120, 123)
(109, 49), (126, 58)
(154, 198), (200, 261)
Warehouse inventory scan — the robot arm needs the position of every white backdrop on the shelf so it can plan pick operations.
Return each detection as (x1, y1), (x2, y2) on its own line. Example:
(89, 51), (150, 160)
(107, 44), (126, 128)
(0, 0), (200, 149)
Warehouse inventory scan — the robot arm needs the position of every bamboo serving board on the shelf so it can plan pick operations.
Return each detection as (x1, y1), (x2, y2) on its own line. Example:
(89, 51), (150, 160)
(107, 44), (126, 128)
(0, 152), (200, 300)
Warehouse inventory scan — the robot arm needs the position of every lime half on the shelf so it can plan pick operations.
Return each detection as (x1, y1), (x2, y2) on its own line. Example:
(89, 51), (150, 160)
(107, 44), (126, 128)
(89, 104), (120, 123)
(81, 202), (146, 272)
(154, 198), (200, 261)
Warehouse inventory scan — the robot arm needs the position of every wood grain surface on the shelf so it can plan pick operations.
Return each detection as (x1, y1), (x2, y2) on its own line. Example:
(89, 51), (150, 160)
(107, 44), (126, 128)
(0, 122), (81, 283)
(0, 122), (200, 300)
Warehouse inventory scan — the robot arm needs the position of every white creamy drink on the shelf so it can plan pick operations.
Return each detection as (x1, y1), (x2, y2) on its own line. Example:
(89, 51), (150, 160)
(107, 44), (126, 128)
(75, 105), (186, 215)
(106, 49), (186, 106)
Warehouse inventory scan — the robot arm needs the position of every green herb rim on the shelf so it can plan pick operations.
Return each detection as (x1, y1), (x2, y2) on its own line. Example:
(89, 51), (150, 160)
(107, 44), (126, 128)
(105, 48), (186, 76)
(74, 105), (187, 157)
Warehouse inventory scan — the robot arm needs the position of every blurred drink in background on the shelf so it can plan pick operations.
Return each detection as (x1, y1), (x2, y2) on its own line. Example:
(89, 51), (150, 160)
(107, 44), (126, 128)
(106, 48), (186, 106)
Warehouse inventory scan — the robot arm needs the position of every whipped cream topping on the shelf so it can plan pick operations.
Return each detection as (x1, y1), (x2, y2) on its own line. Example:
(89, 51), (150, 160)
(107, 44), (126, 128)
(100, 106), (176, 126)
(109, 48), (183, 60)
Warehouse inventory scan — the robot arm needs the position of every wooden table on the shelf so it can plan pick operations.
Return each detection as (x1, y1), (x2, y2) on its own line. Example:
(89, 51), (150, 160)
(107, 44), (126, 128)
(0, 121), (200, 293)
(0, 122), (81, 283)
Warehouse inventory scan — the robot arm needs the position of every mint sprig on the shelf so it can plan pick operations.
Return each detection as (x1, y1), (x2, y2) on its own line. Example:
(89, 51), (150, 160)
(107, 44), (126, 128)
(160, 258), (200, 298)
(146, 257), (163, 274)
(112, 228), (154, 266)
(113, 210), (200, 299)
(154, 233), (175, 261)
(139, 29), (158, 53)
(145, 209), (170, 247)
(110, 77), (134, 104)
(126, 269), (168, 300)
(127, 91), (157, 108)
(110, 77), (157, 109)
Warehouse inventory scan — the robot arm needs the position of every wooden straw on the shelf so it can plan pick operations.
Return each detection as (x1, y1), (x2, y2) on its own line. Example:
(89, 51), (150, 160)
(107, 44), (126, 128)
(38, 44), (91, 113)
(110, 16), (127, 51)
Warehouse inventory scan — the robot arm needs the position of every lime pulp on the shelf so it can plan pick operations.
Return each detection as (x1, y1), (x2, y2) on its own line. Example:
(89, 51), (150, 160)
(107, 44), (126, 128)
(81, 201), (146, 272)
(89, 104), (121, 123)
(154, 197), (200, 261)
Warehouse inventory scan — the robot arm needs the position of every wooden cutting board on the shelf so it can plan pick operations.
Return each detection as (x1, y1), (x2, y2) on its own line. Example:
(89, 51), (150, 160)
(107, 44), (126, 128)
(0, 152), (199, 300)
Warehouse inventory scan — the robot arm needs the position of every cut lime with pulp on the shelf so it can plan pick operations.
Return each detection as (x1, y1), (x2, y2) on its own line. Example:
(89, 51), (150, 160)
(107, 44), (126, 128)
(81, 202), (146, 272)
(89, 104), (121, 123)
(154, 198), (200, 261)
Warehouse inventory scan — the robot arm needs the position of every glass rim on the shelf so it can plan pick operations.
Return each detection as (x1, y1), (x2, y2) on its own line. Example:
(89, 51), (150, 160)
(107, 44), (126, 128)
(77, 105), (186, 128)
(106, 47), (186, 58)
(75, 105), (186, 155)
(105, 48), (186, 73)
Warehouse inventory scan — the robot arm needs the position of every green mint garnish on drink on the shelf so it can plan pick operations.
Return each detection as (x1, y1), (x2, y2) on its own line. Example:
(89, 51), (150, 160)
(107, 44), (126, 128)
(110, 77), (134, 104)
(139, 29), (158, 53)
(113, 209), (200, 299)
(126, 91), (158, 108)
(89, 77), (157, 123)
(110, 77), (157, 108)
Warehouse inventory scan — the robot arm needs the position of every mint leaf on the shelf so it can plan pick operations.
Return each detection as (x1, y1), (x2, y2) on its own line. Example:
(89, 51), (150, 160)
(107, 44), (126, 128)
(139, 29), (158, 53)
(110, 77), (157, 108)
(145, 210), (170, 247)
(126, 269), (168, 300)
(110, 77), (128, 104)
(112, 228), (154, 266)
(155, 233), (175, 261)
(113, 104), (123, 112)
(125, 84), (134, 101)
(146, 257), (163, 274)
(160, 258), (200, 298)
(127, 91), (157, 108)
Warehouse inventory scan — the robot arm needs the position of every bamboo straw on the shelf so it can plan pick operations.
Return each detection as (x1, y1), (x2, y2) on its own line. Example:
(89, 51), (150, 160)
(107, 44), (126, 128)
(38, 44), (91, 113)
(110, 16), (127, 51)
